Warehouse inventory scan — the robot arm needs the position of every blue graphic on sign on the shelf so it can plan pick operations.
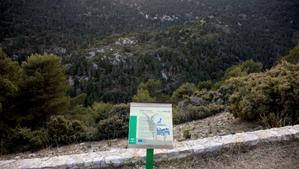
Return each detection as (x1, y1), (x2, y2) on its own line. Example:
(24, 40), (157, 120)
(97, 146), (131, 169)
(143, 113), (171, 140)
(156, 127), (170, 136)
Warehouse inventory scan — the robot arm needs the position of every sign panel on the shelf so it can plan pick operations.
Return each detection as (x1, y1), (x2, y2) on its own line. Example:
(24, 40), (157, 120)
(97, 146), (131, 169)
(128, 103), (173, 149)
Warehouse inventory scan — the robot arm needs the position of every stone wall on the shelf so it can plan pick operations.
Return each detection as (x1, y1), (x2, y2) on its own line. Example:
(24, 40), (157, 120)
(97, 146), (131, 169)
(1, 125), (298, 169)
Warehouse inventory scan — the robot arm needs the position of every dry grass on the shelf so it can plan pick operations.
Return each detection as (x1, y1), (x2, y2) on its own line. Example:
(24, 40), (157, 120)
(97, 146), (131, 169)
(174, 112), (262, 141)
(115, 141), (299, 169)
(154, 141), (299, 169)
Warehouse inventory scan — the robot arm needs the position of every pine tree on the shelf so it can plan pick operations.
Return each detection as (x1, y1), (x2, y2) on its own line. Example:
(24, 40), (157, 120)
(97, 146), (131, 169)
(0, 49), (21, 127)
(132, 88), (155, 103)
(18, 54), (70, 127)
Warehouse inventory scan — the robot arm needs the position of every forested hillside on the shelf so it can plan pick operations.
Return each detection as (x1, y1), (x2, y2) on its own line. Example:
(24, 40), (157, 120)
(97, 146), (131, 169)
(1, 0), (298, 104)
(1, 0), (298, 56)
(1, 0), (299, 154)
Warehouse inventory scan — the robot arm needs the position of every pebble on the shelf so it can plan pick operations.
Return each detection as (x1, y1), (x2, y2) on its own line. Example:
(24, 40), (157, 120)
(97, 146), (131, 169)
(29, 154), (36, 158)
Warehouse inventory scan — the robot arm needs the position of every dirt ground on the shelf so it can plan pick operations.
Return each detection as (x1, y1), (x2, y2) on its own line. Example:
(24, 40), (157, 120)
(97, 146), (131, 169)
(173, 112), (262, 141)
(119, 141), (299, 169)
(0, 112), (262, 160)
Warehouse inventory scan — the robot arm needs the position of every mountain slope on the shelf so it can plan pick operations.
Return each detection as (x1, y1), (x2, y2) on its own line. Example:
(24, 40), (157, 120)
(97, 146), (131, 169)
(1, 0), (298, 57)
(1, 0), (298, 104)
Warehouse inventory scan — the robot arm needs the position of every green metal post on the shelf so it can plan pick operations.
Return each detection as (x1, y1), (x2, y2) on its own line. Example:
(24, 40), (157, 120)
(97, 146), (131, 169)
(146, 149), (154, 169)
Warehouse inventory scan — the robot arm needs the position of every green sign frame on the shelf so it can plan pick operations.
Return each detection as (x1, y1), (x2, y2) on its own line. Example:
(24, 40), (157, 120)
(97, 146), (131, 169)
(128, 103), (174, 149)
(128, 103), (173, 169)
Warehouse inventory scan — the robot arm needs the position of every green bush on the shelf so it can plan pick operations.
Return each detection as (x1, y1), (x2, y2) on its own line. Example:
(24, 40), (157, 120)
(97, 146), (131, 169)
(1, 127), (49, 153)
(132, 88), (156, 102)
(137, 79), (162, 98)
(228, 61), (299, 127)
(280, 43), (299, 64)
(47, 116), (87, 145)
(91, 102), (113, 122)
(96, 104), (129, 139)
(70, 93), (87, 107)
(207, 103), (225, 115)
(174, 104), (224, 124)
(173, 88), (225, 124)
(171, 83), (197, 102)
(193, 89), (224, 104)
(197, 80), (213, 90)
(1, 115), (93, 154)
(223, 60), (263, 80)
(133, 79), (171, 103)
(66, 105), (97, 126)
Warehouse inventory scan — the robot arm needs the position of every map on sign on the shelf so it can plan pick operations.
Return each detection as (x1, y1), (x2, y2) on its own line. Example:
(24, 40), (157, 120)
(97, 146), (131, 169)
(128, 103), (173, 149)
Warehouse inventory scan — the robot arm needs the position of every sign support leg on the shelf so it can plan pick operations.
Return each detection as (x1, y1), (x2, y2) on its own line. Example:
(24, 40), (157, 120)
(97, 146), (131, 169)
(146, 148), (154, 169)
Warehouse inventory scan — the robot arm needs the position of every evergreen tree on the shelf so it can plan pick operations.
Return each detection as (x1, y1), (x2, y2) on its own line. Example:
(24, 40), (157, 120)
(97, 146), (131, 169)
(18, 54), (70, 127)
(138, 79), (162, 98)
(132, 88), (155, 103)
(0, 49), (21, 127)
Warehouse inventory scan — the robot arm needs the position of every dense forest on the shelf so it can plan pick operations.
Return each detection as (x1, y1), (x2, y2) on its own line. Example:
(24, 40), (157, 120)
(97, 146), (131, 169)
(1, 0), (298, 104)
(2, 0), (297, 57)
(0, 0), (299, 154)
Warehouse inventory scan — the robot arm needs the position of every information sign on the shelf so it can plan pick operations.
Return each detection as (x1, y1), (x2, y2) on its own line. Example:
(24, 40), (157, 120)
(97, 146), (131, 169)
(128, 103), (173, 149)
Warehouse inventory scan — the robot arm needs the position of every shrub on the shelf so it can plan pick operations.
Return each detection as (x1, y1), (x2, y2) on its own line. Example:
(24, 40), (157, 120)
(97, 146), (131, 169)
(197, 80), (213, 90)
(109, 103), (130, 117)
(66, 105), (97, 126)
(193, 89), (224, 104)
(171, 83), (197, 102)
(97, 115), (128, 139)
(223, 60), (263, 80)
(96, 104), (129, 139)
(137, 79), (162, 98)
(174, 104), (224, 124)
(280, 43), (299, 64)
(132, 88), (156, 102)
(47, 116), (87, 145)
(91, 102), (113, 122)
(228, 62), (299, 127)
(183, 129), (191, 139)
(174, 88), (225, 124)
(134, 79), (170, 103)
(70, 93), (87, 107)
(1, 127), (49, 153)
(260, 112), (291, 128)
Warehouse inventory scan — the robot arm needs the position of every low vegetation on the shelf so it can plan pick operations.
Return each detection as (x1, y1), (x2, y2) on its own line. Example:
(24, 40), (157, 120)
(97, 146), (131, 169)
(0, 44), (298, 154)
(228, 61), (299, 127)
